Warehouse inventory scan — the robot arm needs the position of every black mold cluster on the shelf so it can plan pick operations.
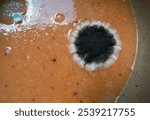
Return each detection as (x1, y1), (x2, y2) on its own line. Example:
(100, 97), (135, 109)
(75, 25), (116, 64)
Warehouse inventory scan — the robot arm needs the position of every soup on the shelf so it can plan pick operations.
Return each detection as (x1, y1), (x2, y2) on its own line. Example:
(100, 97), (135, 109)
(0, 0), (137, 102)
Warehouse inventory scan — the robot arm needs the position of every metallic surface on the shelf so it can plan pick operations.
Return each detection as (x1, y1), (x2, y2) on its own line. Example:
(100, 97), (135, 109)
(118, 0), (150, 102)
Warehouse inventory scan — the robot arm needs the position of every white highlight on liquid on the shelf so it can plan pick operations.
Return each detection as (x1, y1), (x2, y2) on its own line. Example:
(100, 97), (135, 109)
(0, 0), (75, 32)
(68, 20), (122, 71)
(4, 46), (12, 54)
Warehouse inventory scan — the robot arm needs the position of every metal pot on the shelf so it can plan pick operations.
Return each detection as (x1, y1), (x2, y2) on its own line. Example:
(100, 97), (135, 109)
(118, 0), (150, 102)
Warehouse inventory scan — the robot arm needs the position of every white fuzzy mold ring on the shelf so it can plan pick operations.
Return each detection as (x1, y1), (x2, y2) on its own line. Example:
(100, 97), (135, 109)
(68, 20), (122, 71)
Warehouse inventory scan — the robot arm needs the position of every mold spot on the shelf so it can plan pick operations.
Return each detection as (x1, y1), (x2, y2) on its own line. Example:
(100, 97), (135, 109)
(136, 94), (138, 97)
(98, 2), (101, 5)
(75, 24), (115, 63)
(4, 53), (7, 56)
(75, 20), (79, 23)
(76, 82), (79, 86)
(11, 65), (15, 68)
(91, 2), (95, 5)
(37, 46), (40, 49)
(51, 58), (56, 62)
(73, 92), (78, 96)
(43, 66), (46, 69)
(4, 84), (8, 87)
(50, 86), (54, 90)
(68, 21), (122, 71)
(119, 73), (122, 76)
(32, 98), (36, 102)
